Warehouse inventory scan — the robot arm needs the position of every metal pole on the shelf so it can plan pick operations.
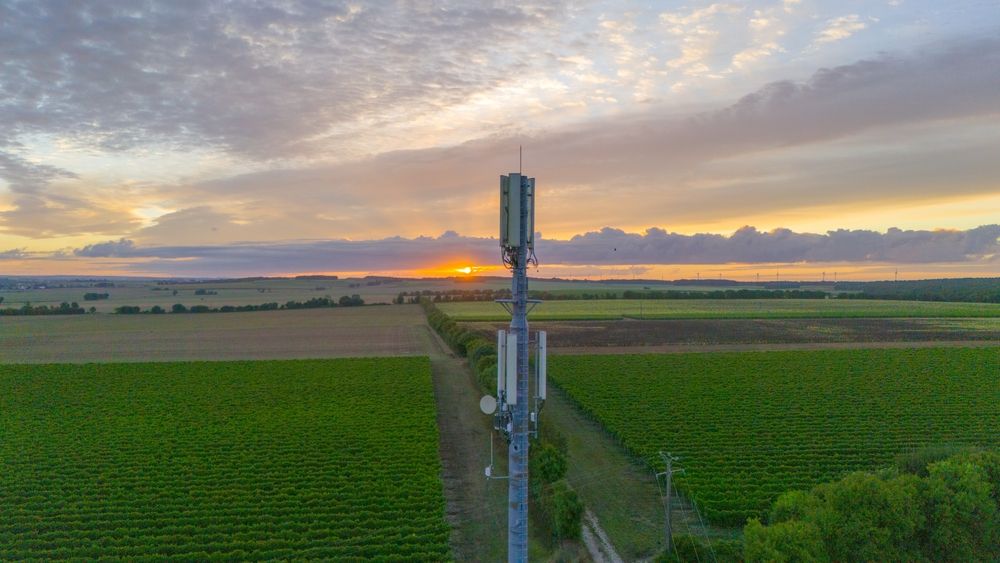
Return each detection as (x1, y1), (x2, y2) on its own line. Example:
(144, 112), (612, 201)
(663, 456), (673, 554)
(508, 175), (529, 562)
(658, 452), (682, 555)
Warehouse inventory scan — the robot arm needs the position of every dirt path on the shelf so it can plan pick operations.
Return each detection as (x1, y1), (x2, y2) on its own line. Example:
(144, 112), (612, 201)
(424, 326), (511, 561)
(544, 385), (668, 560)
(551, 339), (999, 356)
(582, 509), (625, 563)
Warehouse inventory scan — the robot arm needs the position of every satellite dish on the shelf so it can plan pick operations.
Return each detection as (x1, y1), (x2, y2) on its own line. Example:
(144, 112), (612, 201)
(480, 395), (497, 415)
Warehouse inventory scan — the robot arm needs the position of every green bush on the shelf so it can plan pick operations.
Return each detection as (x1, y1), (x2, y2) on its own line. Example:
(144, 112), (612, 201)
(531, 443), (568, 486)
(745, 450), (1000, 562)
(744, 519), (826, 562)
(535, 479), (583, 541)
(894, 444), (979, 477)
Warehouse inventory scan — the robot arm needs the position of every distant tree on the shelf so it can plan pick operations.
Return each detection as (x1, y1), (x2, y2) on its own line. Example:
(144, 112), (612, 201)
(83, 292), (110, 301)
(172, 289), (178, 296)
(189, 305), (210, 313)
(114, 306), (141, 314)
(339, 294), (364, 306)
(88, 306), (96, 313)
(171, 303), (187, 313)
(150, 305), (165, 314)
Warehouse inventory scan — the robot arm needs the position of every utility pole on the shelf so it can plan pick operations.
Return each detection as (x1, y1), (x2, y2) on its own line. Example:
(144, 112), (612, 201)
(657, 452), (684, 554)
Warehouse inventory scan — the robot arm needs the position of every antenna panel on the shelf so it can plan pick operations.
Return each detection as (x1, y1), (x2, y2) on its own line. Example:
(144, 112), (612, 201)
(538, 330), (547, 400)
(497, 330), (506, 397)
(500, 173), (521, 248)
(505, 331), (518, 404)
(499, 175), (509, 247)
(525, 177), (535, 250)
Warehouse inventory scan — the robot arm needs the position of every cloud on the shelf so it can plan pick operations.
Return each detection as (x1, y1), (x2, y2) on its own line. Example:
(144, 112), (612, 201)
(66, 224), (1000, 277)
(128, 34), (1000, 241)
(1, 8), (998, 243)
(814, 14), (867, 45)
(660, 3), (745, 77)
(0, 0), (580, 238)
(548, 225), (1000, 264)
(0, 248), (29, 260)
(0, 1), (570, 159)
(74, 238), (136, 258)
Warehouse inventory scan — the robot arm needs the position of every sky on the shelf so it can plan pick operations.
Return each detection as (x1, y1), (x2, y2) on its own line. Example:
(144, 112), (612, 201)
(1, 0), (998, 279)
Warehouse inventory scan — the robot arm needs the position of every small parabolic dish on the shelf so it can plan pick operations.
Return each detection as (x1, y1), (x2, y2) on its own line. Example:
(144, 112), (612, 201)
(479, 395), (497, 415)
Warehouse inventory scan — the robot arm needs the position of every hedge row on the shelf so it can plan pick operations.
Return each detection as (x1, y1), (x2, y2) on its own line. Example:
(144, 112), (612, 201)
(422, 298), (497, 392)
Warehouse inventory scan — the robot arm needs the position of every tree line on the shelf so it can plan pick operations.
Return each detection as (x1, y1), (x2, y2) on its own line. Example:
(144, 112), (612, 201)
(835, 277), (1000, 303)
(0, 301), (91, 316)
(113, 295), (365, 314)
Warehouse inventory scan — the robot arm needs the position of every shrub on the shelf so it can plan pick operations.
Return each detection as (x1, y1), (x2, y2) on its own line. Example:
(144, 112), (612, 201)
(745, 450), (1000, 562)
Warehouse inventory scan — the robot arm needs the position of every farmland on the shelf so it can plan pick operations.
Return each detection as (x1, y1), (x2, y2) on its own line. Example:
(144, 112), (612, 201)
(0, 306), (434, 364)
(439, 298), (1000, 321)
(0, 276), (717, 312)
(0, 357), (451, 560)
(551, 347), (1000, 526)
(466, 317), (1000, 349)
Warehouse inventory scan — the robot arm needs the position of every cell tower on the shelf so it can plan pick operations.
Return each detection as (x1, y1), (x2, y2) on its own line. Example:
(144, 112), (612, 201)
(479, 168), (547, 562)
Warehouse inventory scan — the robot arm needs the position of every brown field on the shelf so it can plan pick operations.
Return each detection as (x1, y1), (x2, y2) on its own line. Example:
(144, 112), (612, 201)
(0, 305), (435, 363)
(464, 317), (1000, 348)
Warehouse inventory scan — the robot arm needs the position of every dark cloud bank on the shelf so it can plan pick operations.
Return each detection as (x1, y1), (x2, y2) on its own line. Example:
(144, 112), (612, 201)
(64, 225), (1000, 276)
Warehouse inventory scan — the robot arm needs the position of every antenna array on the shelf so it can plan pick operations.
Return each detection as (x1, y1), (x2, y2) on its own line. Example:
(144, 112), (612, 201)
(479, 166), (546, 562)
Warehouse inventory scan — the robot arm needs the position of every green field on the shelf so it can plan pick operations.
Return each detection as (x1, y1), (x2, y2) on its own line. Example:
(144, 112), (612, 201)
(0, 357), (450, 560)
(551, 347), (1000, 526)
(439, 298), (1000, 320)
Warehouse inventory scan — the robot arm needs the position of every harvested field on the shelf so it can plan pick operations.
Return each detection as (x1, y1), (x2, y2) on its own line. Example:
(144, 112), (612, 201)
(463, 317), (1000, 348)
(439, 298), (1000, 321)
(0, 305), (434, 363)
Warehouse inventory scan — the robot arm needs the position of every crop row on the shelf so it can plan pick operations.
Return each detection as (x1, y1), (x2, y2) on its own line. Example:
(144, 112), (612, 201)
(0, 358), (451, 560)
(550, 347), (1000, 525)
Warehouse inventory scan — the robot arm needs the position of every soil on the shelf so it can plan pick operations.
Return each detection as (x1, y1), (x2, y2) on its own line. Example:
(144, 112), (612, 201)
(551, 340), (999, 355)
(0, 306), (433, 363)
(463, 318), (1000, 349)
